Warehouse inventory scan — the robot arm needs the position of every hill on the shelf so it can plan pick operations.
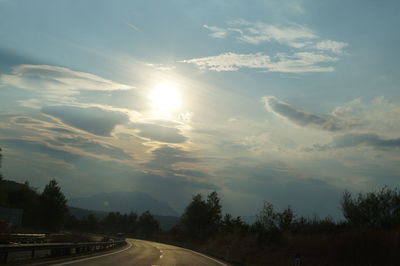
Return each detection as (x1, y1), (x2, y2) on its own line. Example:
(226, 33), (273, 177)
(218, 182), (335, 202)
(68, 191), (179, 216)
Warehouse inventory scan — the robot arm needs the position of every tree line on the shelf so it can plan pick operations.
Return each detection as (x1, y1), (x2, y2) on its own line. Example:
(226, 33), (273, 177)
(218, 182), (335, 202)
(0, 178), (161, 236)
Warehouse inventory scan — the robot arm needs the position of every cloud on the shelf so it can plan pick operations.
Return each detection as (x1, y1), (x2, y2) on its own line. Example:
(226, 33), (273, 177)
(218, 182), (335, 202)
(315, 40), (348, 54)
(0, 138), (82, 164)
(146, 146), (196, 169)
(310, 133), (400, 151)
(181, 52), (270, 72)
(206, 19), (317, 47)
(204, 19), (348, 54)
(54, 137), (132, 160)
(263, 96), (359, 131)
(42, 105), (130, 136)
(146, 63), (176, 71)
(203, 24), (228, 39)
(181, 52), (337, 73)
(130, 122), (187, 143)
(126, 23), (140, 32)
(0, 64), (133, 105)
(196, 19), (348, 73)
(140, 145), (218, 195)
(174, 169), (208, 178)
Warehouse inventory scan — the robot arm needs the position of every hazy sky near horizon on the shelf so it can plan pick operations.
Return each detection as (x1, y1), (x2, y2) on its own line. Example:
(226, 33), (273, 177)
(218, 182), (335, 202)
(1, 0), (399, 218)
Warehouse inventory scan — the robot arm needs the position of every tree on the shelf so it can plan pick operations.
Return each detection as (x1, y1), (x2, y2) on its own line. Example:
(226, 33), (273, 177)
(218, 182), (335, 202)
(341, 187), (400, 229)
(256, 201), (278, 230)
(181, 194), (210, 242)
(181, 191), (223, 242)
(40, 179), (68, 231)
(277, 206), (294, 231)
(137, 211), (160, 237)
(206, 191), (222, 234)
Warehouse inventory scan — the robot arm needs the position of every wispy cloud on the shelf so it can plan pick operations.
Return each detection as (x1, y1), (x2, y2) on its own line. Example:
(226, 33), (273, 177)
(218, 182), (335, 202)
(0, 64), (131, 93)
(181, 52), (337, 73)
(0, 64), (133, 106)
(204, 19), (348, 52)
(126, 23), (141, 32)
(315, 40), (348, 54)
(216, 19), (317, 47)
(146, 63), (176, 71)
(203, 25), (228, 39)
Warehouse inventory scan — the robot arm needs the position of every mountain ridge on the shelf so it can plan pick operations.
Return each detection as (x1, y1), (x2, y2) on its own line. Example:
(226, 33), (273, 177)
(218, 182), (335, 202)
(68, 191), (179, 217)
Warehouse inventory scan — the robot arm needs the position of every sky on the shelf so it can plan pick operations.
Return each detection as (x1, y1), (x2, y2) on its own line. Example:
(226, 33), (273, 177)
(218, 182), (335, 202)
(1, 0), (399, 218)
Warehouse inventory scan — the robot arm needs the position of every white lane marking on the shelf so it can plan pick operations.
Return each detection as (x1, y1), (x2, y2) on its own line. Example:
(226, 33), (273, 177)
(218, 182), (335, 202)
(50, 243), (132, 266)
(181, 247), (229, 266)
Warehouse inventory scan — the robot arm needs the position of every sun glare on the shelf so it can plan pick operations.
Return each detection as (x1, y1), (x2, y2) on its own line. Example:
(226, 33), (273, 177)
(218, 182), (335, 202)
(150, 83), (182, 112)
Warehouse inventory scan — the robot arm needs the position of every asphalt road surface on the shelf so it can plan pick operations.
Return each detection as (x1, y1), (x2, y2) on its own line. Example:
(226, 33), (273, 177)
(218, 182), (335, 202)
(50, 239), (229, 266)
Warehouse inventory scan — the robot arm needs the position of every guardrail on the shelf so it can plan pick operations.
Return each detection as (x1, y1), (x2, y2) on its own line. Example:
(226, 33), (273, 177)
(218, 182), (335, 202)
(0, 239), (126, 263)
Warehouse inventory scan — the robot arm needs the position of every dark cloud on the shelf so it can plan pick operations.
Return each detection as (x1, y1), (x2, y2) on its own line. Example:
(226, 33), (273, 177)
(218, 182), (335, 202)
(13, 117), (41, 124)
(143, 146), (215, 191)
(130, 122), (187, 143)
(42, 105), (129, 136)
(264, 96), (358, 131)
(310, 133), (400, 151)
(145, 146), (196, 170)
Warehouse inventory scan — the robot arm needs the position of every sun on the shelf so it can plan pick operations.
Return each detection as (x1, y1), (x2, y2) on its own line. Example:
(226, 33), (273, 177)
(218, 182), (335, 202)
(150, 83), (182, 112)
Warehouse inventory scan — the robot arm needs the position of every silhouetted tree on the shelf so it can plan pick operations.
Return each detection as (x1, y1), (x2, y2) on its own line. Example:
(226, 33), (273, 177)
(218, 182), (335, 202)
(341, 187), (400, 229)
(138, 210), (160, 237)
(181, 191), (222, 242)
(181, 194), (210, 242)
(221, 214), (249, 237)
(277, 205), (295, 231)
(207, 191), (222, 234)
(80, 214), (99, 232)
(257, 201), (278, 230)
(40, 179), (68, 231)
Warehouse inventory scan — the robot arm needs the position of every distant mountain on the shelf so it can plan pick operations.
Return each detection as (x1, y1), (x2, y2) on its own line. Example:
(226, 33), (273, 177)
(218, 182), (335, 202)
(68, 191), (179, 217)
(68, 206), (180, 231)
(68, 206), (108, 219)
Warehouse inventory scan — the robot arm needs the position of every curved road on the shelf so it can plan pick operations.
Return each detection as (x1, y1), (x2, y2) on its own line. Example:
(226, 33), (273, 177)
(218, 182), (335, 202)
(50, 239), (229, 266)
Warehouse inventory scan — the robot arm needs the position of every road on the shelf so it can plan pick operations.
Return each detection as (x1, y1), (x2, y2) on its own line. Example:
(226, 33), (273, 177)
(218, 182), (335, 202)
(50, 239), (229, 266)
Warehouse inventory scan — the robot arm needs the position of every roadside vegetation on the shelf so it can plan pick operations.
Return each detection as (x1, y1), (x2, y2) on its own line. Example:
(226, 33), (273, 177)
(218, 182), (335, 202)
(164, 188), (400, 266)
